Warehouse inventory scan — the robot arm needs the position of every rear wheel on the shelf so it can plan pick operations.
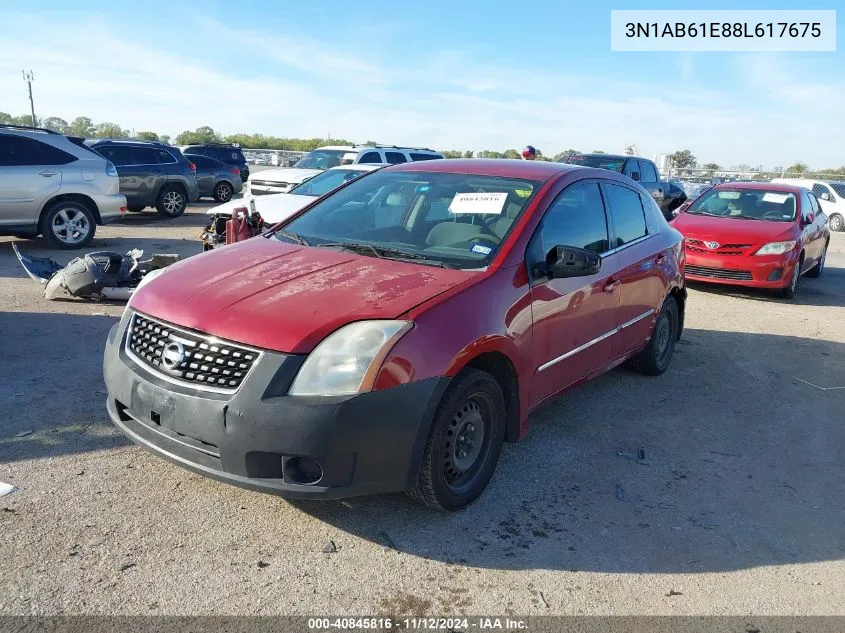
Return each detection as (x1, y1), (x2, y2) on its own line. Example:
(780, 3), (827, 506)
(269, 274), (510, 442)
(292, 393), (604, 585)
(829, 214), (844, 232)
(628, 295), (679, 376)
(40, 200), (96, 249)
(807, 246), (826, 278)
(408, 369), (505, 511)
(213, 181), (234, 203)
(155, 185), (187, 218)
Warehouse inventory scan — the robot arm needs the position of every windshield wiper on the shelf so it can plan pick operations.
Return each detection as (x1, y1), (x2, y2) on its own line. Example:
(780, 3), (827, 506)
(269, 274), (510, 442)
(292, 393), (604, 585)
(316, 242), (453, 268)
(273, 230), (310, 245)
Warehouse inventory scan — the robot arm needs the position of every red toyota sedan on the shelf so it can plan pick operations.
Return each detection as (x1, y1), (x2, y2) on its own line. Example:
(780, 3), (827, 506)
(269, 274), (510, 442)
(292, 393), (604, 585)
(673, 182), (830, 298)
(103, 160), (686, 510)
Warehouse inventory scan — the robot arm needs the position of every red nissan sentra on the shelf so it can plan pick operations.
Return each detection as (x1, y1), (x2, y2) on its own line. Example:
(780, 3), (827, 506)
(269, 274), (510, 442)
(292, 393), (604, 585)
(103, 160), (686, 510)
(672, 182), (830, 299)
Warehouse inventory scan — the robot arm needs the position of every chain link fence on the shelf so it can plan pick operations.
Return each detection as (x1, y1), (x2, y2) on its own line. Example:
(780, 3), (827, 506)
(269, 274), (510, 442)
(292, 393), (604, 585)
(242, 149), (307, 168)
(665, 167), (845, 183)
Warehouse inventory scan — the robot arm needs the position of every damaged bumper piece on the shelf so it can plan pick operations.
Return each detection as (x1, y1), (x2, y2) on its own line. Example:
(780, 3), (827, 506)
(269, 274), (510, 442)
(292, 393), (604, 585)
(13, 243), (179, 301)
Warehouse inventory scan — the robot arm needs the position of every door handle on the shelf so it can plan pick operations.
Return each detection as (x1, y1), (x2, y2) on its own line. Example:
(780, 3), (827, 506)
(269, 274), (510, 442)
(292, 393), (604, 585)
(603, 278), (621, 293)
(38, 170), (58, 177)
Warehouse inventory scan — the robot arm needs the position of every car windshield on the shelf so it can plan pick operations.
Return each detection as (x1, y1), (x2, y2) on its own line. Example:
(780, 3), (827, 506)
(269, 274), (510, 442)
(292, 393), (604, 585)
(289, 168), (370, 197)
(275, 170), (540, 269)
(294, 150), (347, 170)
(564, 155), (626, 172)
(687, 188), (797, 222)
(829, 182), (845, 198)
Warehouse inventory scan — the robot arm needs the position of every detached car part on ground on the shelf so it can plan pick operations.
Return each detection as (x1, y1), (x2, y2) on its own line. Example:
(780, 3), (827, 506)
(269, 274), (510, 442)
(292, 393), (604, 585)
(13, 243), (179, 301)
(104, 159), (686, 511)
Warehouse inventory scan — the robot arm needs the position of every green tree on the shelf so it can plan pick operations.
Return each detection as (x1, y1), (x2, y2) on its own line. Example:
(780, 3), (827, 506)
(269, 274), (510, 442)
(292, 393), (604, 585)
(463, 150), (474, 158)
(553, 149), (579, 163)
(441, 150), (463, 159)
(503, 148), (521, 159)
(176, 126), (221, 145)
(591, 150), (606, 154)
(12, 114), (38, 127)
(160, 135), (171, 144)
(42, 117), (69, 133)
(92, 122), (128, 138)
(668, 149), (697, 171)
(67, 117), (95, 137)
(786, 162), (808, 175)
(701, 162), (720, 176)
(136, 131), (160, 141)
(0, 112), (12, 123)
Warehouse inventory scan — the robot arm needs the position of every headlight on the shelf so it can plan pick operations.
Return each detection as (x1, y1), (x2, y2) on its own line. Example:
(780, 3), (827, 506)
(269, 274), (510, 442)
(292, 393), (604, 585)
(289, 320), (413, 396)
(755, 240), (797, 255)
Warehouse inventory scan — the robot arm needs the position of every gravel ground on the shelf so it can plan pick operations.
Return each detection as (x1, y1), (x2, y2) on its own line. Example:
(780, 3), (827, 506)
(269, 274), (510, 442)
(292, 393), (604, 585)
(1, 205), (844, 616)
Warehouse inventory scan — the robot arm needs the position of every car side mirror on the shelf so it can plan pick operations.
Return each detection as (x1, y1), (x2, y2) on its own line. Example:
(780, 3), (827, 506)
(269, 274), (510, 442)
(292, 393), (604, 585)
(546, 246), (601, 279)
(675, 201), (692, 216)
(805, 212), (815, 225)
(819, 192), (832, 201)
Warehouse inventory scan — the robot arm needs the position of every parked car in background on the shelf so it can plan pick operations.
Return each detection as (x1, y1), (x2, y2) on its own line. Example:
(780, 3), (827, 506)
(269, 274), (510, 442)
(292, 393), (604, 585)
(184, 153), (243, 203)
(772, 178), (845, 232)
(562, 154), (687, 221)
(247, 145), (442, 196)
(672, 182), (829, 299)
(86, 139), (199, 218)
(207, 164), (382, 226)
(104, 159), (685, 510)
(177, 143), (249, 183)
(0, 124), (126, 248)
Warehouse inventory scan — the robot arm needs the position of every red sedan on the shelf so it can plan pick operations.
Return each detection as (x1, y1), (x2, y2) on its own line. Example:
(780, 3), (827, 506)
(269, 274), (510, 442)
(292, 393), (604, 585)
(103, 160), (685, 510)
(673, 182), (830, 298)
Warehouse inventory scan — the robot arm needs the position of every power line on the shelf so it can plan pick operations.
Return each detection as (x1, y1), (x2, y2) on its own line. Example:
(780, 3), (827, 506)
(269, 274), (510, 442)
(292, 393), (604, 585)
(22, 70), (36, 127)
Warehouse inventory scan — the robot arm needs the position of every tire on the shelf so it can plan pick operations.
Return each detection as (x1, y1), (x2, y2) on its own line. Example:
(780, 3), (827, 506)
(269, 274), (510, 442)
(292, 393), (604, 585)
(778, 259), (802, 299)
(155, 185), (187, 218)
(829, 214), (844, 233)
(40, 200), (96, 249)
(127, 205), (146, 213)
(408, 369), (506, 511)
(806, 246), (826, 278)
(628, 295), (679, 376)
(213, 181), (234, 203)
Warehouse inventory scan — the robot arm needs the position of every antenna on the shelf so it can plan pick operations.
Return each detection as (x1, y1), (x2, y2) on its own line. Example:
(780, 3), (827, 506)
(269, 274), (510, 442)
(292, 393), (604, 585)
(22, 70), (36, 128)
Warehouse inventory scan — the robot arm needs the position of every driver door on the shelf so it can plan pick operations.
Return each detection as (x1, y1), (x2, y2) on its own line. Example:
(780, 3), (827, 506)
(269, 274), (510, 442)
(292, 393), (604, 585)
(527, 181), (620, 407)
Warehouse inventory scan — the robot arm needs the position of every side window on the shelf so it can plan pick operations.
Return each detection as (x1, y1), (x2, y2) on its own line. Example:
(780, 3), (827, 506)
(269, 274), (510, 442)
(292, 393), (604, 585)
(622, 159), (640, 182)
(640, 192), (663, 235)
(358, 151), (382, 164)
(800, 191), (814, 221)
(639, 160), (658, 183)
(0, 135), (75, 166)
(157, 149), (177, 164)
(98, 145), (132, 166)
(130, 147), (158, 165)
(385, 151), (408, 164)
(410, 153), (438, 161)
(811, 183), (829, 198)
(603, 182), (648, 247)
(526, 182), (610, 280)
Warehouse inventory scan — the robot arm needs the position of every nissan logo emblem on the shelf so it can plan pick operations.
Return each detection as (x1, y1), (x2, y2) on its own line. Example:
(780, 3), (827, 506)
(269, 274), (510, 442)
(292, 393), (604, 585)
(161, 341), (185, 370)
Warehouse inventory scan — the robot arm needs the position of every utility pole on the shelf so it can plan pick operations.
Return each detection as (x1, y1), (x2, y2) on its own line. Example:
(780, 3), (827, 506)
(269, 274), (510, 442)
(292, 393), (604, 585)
(22, 70), (36, 128)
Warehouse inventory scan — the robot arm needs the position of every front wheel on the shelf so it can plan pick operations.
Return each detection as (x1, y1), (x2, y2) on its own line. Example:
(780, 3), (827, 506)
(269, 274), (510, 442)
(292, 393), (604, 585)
(213, 181), (234, 203)
(829, 214), (844, 233)
(807, 247), (826, 278)
(40, 200), (96, 249)
(778, 261), (801, 299)
(628, 295), (679, 376)
(408, 369), (505, 511)
(155, 186), (187, 218)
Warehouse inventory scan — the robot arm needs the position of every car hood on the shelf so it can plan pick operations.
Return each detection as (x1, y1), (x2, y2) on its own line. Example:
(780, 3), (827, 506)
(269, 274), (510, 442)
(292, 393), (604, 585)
(673, 213), (796, 243)
(248, 167), (321, 184)
(206, 192), (317, 224)
(130, 237), (479, 354)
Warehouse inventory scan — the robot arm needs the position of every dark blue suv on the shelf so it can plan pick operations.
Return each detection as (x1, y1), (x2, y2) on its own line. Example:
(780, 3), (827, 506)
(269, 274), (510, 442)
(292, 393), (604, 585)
(178, 143), (249, 183)
(86, 140), (200, 217)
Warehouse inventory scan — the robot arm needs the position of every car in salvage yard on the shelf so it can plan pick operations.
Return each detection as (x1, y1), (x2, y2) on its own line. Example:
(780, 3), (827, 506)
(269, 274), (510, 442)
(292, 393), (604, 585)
(672, 182), (830, 299)
(103, 159), (686, 511)
(183, 153), (243, 203)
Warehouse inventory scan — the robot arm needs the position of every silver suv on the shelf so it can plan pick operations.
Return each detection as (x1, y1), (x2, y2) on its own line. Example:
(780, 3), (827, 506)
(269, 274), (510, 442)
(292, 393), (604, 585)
(0, 125), (126, 248)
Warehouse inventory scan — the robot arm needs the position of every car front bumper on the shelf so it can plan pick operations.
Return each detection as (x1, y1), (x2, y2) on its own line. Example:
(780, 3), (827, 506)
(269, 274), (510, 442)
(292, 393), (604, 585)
(95, 193), (128, 224)
(103, 313), (447, 500)
(684, 250), (798, 288)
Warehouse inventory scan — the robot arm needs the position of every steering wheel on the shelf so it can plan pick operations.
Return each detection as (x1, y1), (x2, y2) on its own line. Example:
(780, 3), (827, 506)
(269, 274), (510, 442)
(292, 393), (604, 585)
(762, 209), (784, 219)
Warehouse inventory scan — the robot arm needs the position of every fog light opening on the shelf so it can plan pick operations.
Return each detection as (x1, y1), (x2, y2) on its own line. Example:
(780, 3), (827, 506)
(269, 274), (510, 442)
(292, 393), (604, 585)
(767, 268), (784, 281)
(284, 457), (324, 485)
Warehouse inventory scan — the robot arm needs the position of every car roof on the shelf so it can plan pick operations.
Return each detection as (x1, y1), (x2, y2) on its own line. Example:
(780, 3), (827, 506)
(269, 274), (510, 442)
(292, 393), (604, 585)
(315, 145), (357, 152)
(712, 181), (805, 194)
(572, 153), (634, 160)
(328, 164), (383, 172)
(85, 138), (166, 147)
(384, 158), (581, 180)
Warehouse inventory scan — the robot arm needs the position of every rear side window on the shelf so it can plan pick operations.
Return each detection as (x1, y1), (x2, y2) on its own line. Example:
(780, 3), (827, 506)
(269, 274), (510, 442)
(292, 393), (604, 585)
(184, 146), (205, 155)
(385, 151), (408, 165)
(358, 151), (382, 164)
(410, 153), (439, 161)
(811, 183), (832, 198)
(603, 182), (648, 247)
(639, 160), (658, 183)
(526, 182), (610, 280)
(132, 147), (159, 165)
(0, 134), (77, 166)
(157, 149), (177, 164)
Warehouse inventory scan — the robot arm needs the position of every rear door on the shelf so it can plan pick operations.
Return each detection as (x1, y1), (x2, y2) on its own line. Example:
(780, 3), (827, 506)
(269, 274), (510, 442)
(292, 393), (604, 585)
(527, 180), (620, 406)
(0, 134), (69, 227)
(189, 155), (215, 195)
(601, 181), (664, 359)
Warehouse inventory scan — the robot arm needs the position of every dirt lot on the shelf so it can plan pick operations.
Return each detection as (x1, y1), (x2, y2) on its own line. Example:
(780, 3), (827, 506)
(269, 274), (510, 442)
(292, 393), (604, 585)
(1, 204), (844, 616)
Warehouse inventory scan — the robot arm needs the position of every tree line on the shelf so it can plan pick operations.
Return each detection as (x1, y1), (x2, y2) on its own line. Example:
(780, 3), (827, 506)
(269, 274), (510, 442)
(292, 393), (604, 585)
(3, 113), (843, 176)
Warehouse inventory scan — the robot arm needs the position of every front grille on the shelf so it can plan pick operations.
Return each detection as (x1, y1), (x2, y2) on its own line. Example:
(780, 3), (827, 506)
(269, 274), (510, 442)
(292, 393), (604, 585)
(686, 245), (744, 256)
(126, 312), (261, 392)
(685, 265), (753, 281)
(685, 239), (752, 256)
(251, 180), (287, 188)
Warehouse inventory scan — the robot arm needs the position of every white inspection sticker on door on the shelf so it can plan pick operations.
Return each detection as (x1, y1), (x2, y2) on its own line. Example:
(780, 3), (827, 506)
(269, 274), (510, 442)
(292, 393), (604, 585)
(449, 192), (508, 214)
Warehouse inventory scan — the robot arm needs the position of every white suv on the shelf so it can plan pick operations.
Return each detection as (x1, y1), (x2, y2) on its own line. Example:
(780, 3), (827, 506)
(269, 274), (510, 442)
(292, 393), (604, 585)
(772, 178), (845, 232)
(248, 145), (442, 195)
(0, 125), (127, 248)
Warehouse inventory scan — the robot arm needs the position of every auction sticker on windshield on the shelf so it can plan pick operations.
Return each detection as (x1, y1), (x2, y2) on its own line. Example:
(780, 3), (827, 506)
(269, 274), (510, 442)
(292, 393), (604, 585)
(449, 192), (508, 214)
(762, 192), (790, 204)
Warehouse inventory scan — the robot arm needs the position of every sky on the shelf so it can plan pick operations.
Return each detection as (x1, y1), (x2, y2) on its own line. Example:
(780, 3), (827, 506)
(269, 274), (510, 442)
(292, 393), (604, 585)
(0, 0), (842, 169)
